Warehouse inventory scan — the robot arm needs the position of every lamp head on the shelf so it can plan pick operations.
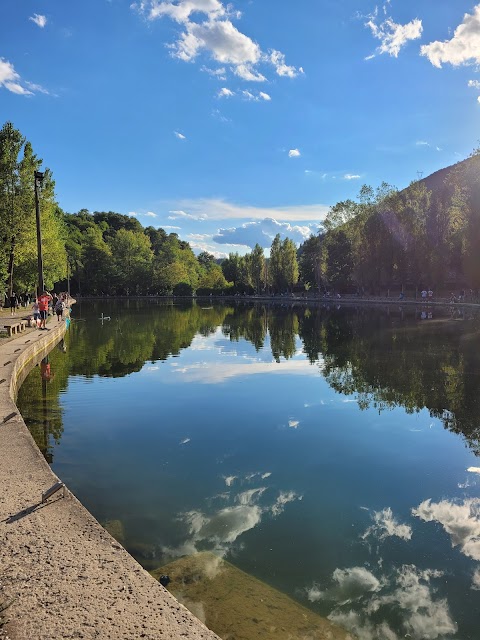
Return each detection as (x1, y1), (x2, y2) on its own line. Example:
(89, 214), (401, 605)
(34, 171), (44, 183)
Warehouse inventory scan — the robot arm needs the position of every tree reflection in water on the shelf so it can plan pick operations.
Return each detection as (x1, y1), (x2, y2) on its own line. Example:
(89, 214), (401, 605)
(17, 300), (480, 457)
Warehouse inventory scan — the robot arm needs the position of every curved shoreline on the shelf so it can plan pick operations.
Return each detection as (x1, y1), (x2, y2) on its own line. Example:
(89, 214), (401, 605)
(0, 320), (219, 640)
(75, 293), (480, 310)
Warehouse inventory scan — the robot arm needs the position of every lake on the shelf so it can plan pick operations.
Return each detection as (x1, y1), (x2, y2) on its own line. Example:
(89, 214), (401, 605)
(17, 299), (480, 640)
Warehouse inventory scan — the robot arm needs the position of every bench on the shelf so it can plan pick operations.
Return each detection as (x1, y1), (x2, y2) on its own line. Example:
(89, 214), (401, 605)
(3, 321), (26, 337)
(4, 323), (20, 337)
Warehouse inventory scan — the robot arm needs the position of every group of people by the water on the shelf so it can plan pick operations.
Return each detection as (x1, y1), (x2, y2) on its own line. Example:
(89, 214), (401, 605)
(5, 292), (33, 313)
(420, 288), (434, 301)
(31, 291), (69, 329)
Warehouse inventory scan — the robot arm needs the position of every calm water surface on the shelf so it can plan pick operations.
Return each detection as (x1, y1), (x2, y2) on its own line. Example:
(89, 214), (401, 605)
(17, 300), (480, 640)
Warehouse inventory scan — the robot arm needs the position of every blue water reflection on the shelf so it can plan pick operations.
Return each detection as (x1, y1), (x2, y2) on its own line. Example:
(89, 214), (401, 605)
(17, 301), (480, 639)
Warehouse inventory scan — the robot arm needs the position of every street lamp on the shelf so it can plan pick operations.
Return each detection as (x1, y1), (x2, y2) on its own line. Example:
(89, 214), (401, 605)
(34, 170), (45, 295)
(67, 255), (71, 298)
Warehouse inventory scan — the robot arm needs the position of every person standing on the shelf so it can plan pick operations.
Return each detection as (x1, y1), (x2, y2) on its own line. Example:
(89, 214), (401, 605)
(54, 297), (65, 322)
(32, 300), (41, 328)
(9, 292), (18, 316)
(38, 290), (52, 330)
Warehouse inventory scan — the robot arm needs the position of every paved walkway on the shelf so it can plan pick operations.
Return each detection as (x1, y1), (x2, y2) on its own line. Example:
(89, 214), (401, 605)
(0, 316), (219, 640)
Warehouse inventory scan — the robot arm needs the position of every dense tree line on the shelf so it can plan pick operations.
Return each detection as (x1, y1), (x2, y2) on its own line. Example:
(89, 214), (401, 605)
(65, 210), (230, 295)
(3, 119), (480, 298)
(221, 236), (299, 294)
(297, 152), (480, 294)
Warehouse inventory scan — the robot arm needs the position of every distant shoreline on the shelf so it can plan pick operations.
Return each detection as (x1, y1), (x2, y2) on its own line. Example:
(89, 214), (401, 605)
(72, 294), (480, 309)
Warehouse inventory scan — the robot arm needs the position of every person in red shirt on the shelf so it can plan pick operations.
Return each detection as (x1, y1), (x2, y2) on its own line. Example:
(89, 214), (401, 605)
(37, 290), (52, 330)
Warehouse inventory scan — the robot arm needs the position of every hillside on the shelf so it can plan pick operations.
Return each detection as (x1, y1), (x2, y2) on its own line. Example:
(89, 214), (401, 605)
(299, 152), (480, 293)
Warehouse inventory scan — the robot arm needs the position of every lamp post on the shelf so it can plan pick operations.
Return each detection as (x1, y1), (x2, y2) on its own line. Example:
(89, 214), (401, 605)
(67, 255), (71, 298)
(34, 170), (45, 295)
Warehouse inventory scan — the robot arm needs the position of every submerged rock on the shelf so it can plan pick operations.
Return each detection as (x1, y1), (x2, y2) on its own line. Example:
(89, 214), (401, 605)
(103, 519), (125, 544)
(152, 552), (355, 640)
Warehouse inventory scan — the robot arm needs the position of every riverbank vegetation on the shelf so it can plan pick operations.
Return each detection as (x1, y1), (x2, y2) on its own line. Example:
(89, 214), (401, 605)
(1, 120), (480, 298)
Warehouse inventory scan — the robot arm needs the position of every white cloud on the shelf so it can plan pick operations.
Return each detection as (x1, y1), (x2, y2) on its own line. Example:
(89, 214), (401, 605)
(412, 498), (480, 560)
(421, 5), (480, 68)
(241, 89), (271, 102)
(170, 198), (329, 222)
(270, 490), (302, 516)
(168, 209), (207, 221)
(217, 86), (234, 97)
(472, 568), (480, 590)
(187, 232), (211, 241)
(133, 0), (301, 83)
(128, 211), (138, 217)
(0, 58), (33, 96)
(146, 0), (226, 22)
(268, 49), (304, 78)
(320, 565), (456, 640)
(468, 80), (480, 89)
(162, 224), (181, 230)
(24, 81), (52, 96)
(307, 567), (382, 603)
(173, 17), (260, 65)
(288, 148), (301, 158)
(170, 359), (323, 384)
(213, 217), (315, 248)
(344, 174), (361, 180)
(174, 130), (186, 139)
(415, 140), (442, 151)
(467, 466), (480, 474)
(188, 241), (229, 258)
(241, 89), (255, 100)
(288, 419), (299, 429)
(145, 211), (157, 217)
(201, 65), (227, 80)
(236, 487), (267, 506)
(29, 13), (47, 28)
(369, 566), (456, 640)
(162, 481), (300, 559)
(234, 64), (266, 82)
(365, 9), (423, 58)
(362, 507), (412, 542)
(328, 611), (398, 640)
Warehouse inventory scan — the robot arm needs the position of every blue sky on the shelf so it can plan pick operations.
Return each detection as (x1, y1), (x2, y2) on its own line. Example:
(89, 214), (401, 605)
(2, 0), (480, 256)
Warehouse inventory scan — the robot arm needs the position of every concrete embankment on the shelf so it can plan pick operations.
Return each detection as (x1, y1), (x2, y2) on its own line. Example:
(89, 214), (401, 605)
(0, 319), (219, 640)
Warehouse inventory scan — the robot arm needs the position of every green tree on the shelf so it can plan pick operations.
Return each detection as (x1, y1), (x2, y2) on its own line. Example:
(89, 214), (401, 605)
(249, 244), (265, 293)
(82, 227), (112, 294)
(282, 237), (299, 291)
(269, 234), (283, 292)
(0, 122), (27, 295)
(221, 253), (243, 289)
(298, 234), (324, 291)
(109, 229), (153, 294)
